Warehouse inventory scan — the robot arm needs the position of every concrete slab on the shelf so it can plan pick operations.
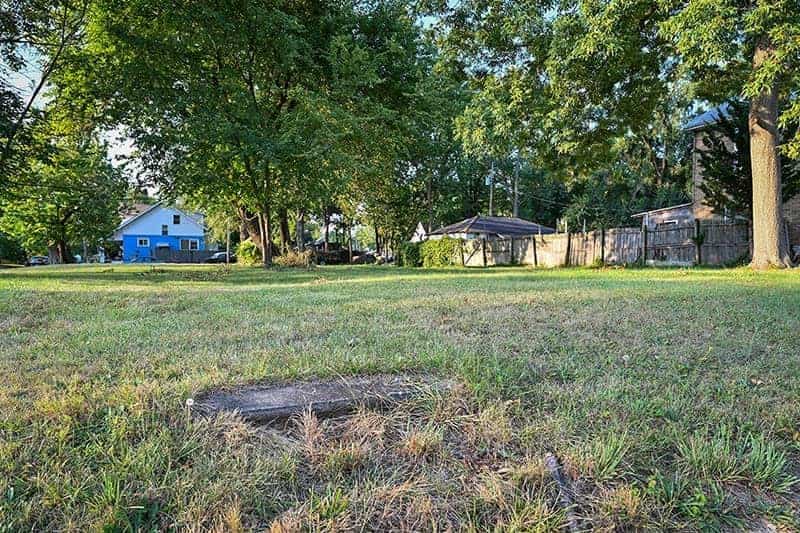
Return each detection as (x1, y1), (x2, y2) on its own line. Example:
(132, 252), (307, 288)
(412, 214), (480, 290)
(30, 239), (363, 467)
(191, 374), (445, 423)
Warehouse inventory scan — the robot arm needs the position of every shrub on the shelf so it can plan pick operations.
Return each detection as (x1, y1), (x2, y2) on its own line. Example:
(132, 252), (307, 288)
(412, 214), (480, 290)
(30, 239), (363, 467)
(397, 242), (421, 267)
(0, 231), (25, 264)
(420, 237), (461, 268)
(235, 239), (261, 266)
(274, 249), (313, 268)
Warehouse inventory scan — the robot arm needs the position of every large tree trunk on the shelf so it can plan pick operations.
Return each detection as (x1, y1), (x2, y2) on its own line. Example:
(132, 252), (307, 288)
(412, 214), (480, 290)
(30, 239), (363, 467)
(279, 208), (290, 253)
(296, 210), (305, 251)
(50, 239), (73, 264)
(323, 209), (330, 252)
(347, 219), (353, 263)
(260, 204), (273, 267)
(750, 38), (792, 268)
(238, 207), (261, 250)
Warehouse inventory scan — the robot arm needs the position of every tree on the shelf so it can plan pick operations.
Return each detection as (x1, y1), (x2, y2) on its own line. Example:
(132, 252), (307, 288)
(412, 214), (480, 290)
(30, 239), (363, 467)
(430, 0), (692, 231)
(699, 100), (800, 217)
(659, 0), (800, 267)
(0, 0), (90, 182)
(434, 1), (799, 267)
(0, 230), (25, 263)
(0, 116), (126, 262)
(68, 0), (422, 267)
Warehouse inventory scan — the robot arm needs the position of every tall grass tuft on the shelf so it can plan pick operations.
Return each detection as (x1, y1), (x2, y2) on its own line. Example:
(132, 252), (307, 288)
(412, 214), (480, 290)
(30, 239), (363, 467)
(592, 433), (629, 481)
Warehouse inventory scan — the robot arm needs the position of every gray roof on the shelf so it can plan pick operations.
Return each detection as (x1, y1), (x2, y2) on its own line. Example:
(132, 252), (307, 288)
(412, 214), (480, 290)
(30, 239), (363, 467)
(630, 202), (693, 218)
(429, 215), (555, 238)
(685, 103), (733, 131)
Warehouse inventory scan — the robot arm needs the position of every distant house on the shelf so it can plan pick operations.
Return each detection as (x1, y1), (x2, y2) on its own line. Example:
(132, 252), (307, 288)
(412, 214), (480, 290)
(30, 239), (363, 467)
(632, 105), (736, 231)
(113, 203), (205, 262)
(633, 104), (800, 255)
(428, 215), (555, 240)
(631, 202), (695, 229)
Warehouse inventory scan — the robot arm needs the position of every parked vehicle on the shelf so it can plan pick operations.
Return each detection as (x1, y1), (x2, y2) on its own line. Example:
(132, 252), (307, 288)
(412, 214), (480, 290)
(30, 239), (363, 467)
(205, 252), (236, 264)
(352, 252), (377, 264)
(25, 256), (49, 266)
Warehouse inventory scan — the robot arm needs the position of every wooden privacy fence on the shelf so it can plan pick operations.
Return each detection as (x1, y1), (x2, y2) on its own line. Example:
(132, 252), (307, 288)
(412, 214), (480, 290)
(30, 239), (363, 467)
(459, 220), (750, 267)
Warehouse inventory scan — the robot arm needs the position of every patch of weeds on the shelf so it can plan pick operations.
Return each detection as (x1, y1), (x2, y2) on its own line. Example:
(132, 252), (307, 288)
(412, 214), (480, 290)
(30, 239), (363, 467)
(676, 425), (743, 482)
(646, 471), (691, 512)
(743, 434), (798, 493)
(751, 500), (800, 530)
(677, 483), (743, 531)
(676, 428), (798, 493)
(296, 409), (323, 461)
(469, 466), (564, 531)
(307, 485), (350, 522)
(589, 433), (629, 481)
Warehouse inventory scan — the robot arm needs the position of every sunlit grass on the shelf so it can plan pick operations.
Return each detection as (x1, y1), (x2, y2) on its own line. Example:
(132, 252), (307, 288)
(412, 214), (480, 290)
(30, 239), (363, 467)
(1, 264), (799, 530)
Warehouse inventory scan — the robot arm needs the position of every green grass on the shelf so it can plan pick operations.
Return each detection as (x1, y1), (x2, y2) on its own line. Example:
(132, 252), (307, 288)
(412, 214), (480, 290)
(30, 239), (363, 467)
(1, 264), (799, 530)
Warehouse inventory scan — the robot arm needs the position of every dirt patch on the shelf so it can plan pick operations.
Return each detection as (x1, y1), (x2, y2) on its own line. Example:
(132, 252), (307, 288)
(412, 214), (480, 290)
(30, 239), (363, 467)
(191, 374), (450, 423)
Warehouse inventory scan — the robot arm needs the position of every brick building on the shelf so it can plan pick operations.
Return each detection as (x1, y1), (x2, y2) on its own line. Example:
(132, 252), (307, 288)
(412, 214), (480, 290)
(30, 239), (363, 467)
(634, 104), (800, 257)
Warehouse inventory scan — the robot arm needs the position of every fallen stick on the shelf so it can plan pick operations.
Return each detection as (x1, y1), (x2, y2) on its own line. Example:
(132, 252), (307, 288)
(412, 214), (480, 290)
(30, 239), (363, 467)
(544, 453), (581, 533)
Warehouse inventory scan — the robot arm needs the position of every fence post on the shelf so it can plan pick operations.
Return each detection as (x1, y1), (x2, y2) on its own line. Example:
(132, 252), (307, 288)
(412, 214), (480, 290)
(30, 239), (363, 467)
(460, 239), (465, 266)
(694, 219), (702, 265)
(642, 226), (648, 265)
(510, 237), (516, 265)
(601, 226), (606, 265)
(532, 235), (538, 267)
(482, 237), (487, 267)
(565, 232), (572, 267)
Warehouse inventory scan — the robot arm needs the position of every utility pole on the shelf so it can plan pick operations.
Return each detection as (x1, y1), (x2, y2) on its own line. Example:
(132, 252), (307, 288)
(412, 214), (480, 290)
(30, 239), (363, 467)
(488, 160), (494, 216)
(226, 221), (231, 264)
(513, 155), (520, 218)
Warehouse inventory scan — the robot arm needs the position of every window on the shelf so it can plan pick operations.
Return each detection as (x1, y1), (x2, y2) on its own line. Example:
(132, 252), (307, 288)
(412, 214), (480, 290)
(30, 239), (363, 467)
(180, 239), (199, 251)
(137, 238), (150, 247)
(173, 214), (181, 224)
(161, 224), (168, 236)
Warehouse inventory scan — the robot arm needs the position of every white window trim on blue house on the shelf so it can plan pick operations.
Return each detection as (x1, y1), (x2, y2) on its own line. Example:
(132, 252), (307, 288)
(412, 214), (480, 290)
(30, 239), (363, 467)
(180, 238), (199, 251)
(137, 237), (150, 247)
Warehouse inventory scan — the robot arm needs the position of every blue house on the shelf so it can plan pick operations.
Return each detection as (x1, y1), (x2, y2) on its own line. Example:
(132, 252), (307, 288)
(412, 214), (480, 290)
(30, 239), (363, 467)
(113, 203), (206, 262)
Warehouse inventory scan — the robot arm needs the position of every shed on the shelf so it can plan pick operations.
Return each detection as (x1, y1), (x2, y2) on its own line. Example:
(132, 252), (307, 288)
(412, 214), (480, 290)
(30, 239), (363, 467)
(428, 215), (555, 240)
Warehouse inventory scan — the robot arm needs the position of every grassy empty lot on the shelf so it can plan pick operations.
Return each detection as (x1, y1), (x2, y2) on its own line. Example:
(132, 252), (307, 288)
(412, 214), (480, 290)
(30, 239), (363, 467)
(1, 264), (800, 531)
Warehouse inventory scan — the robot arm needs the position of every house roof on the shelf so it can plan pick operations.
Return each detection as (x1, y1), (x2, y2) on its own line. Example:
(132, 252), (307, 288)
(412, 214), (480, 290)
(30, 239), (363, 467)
(630, 202), (693, 218)
(429, 215), (555, 237)
(684, 103), (733, 132)
(115, 202), (204, 234)
(119, 203), (160, 228)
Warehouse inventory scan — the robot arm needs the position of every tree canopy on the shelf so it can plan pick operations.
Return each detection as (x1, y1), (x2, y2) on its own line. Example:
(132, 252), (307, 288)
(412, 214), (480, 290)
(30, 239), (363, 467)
(0, 112), (126, 261)
(2, 0), (798, 267)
